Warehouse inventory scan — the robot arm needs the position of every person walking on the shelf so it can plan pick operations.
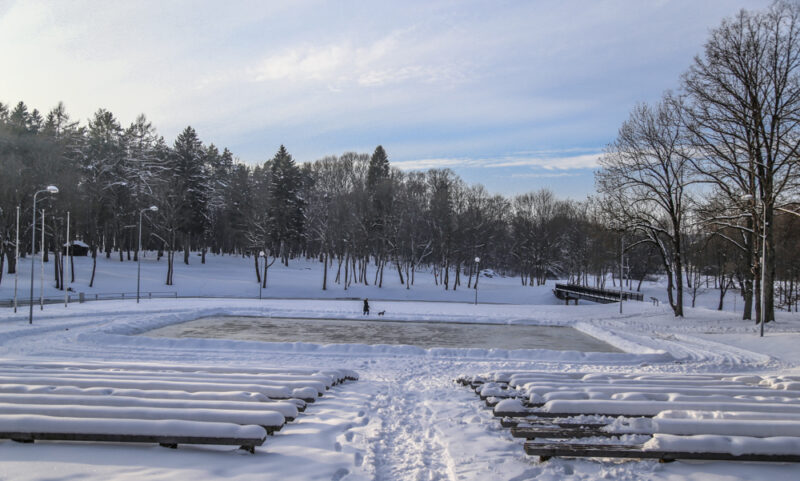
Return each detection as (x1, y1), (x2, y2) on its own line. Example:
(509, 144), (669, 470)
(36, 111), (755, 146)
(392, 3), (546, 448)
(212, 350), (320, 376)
(363, 298), (370, 315)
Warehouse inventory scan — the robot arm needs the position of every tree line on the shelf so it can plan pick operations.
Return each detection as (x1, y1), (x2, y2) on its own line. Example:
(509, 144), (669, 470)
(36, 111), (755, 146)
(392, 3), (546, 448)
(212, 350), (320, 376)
(0, 2), (798, 319)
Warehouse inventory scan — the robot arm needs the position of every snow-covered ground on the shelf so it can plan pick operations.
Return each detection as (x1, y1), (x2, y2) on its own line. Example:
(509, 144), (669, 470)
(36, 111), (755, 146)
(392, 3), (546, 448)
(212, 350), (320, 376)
(0, 254), (799, 480)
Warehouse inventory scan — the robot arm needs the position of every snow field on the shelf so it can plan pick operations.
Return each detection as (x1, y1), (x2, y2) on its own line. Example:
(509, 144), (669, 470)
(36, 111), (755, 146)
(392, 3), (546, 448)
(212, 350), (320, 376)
(1, 255), (800, 480)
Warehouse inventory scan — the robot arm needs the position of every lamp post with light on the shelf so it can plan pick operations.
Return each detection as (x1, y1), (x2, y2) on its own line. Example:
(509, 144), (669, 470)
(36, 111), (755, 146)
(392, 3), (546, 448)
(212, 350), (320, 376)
(29, 186), (58, 324)
(137, 206), (158, 303)
(741, 193), (766, 337)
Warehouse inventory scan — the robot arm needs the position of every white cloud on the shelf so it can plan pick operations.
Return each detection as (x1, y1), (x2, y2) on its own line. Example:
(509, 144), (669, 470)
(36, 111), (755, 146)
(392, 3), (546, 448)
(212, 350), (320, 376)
(394, 152), (602, 171)
(510, 172), (582, 179)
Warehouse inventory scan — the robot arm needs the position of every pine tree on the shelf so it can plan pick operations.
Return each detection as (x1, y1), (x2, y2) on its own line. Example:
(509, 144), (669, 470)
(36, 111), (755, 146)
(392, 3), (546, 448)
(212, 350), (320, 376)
(268, 145), (305, 265)
(171, 126), (209, 264)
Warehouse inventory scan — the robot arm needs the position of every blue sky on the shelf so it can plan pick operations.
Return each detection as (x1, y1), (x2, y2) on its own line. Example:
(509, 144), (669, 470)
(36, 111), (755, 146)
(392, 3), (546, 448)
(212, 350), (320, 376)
(0, 0), (771, 198)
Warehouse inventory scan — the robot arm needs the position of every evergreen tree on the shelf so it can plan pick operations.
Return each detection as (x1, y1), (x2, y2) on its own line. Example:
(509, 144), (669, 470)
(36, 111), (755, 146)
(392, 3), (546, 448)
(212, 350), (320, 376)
(268, 145), (305, 264)
(170, 126), (209, 264)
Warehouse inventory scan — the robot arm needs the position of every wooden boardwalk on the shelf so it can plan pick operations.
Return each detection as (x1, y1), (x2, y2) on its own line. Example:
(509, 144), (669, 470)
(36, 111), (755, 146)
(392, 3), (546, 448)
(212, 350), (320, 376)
(553, 283), (643, 304)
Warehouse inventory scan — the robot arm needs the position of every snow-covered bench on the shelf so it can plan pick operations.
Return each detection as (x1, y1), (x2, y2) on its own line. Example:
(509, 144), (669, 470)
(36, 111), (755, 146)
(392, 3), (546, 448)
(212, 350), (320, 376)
(0, 361), (359, 452)
(524, 434), (800, 463)
(0, 414), (268, 453)
(461, 370), (800, 463)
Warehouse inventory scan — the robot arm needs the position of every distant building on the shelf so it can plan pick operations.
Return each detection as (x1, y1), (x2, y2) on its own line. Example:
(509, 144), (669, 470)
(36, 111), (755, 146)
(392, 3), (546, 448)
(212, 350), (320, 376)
(63, 240), (90, 256)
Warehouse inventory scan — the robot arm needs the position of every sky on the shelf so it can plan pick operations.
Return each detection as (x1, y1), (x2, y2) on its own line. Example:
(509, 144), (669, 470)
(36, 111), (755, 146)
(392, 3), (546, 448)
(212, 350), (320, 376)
(0, 0), (773, 199)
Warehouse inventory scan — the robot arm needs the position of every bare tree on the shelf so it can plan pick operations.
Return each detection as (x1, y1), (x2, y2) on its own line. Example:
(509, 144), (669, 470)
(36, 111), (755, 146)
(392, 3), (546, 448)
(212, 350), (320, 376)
(597, 95), (694, 316)
(683, 1), (800, 323)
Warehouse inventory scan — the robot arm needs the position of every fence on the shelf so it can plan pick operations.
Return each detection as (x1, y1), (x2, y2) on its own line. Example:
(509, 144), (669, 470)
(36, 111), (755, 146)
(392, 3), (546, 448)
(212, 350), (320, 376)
(0, 291), (178, 308)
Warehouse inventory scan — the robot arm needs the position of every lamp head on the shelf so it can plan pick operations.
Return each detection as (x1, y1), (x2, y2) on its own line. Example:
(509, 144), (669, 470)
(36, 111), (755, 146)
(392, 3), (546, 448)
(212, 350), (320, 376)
(46, 185), (59, 194)
(741, 194), (754, 201)
(474, 257), (481, 263)
(259, 251), (265, 257)
(149, 205), (158, 212)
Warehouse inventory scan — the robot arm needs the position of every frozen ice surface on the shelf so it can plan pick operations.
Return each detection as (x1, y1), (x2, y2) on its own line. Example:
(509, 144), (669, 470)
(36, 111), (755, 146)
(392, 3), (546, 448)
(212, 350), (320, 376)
(144, 316), (621, 352)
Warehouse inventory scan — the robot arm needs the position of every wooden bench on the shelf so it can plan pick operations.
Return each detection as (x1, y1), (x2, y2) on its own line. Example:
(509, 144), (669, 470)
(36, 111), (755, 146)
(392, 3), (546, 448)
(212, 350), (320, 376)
(0, 415), (267, 453)
(4, 431), (265, 453)
(462, 370), (800, 465)
(0, 361), (360, 452)
(524, 441), (800, 463)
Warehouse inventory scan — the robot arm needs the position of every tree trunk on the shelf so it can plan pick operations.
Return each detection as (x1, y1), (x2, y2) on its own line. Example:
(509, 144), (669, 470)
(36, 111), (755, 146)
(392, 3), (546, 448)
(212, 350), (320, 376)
(183, 237), (190, 265)
(344, 253), (349, 290)
(742, 278), (753, 320)
(54, 250), (61, 289)
(90, 247), (98, 288)
(254, 252), (261, 283)
(322, 252), (328, 290)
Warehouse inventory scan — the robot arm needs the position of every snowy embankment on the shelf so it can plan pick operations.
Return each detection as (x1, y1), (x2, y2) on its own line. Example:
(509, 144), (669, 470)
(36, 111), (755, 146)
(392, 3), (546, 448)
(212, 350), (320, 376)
(0, 255), (799, 481)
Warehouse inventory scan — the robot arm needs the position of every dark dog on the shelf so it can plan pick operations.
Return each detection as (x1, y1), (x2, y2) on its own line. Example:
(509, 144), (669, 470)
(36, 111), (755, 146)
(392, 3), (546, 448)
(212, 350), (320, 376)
(378, 310), (385, 316)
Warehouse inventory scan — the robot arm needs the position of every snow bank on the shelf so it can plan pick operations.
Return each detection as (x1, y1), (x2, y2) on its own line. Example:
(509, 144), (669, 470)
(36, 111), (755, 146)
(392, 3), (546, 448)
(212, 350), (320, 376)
(644, 433), (800, 456)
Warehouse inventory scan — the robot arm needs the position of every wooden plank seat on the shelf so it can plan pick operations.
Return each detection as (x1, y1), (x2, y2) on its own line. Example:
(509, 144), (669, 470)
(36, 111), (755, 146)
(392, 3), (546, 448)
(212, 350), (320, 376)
(513, 417), (800, 440)
(0, 361), (358, 383)
(0, 367), (333, 394)
(0, 403), (286, 434)
(0, 383), (306, 411)
(0, 393), (299, 421)
(0, 414), (267, 453)
(0, 375), (317, 402)
(512, 425), (620, 439)
(500, 417), (609, 429)
(514, 399), (800, 418)
(524, 437), (800, 463)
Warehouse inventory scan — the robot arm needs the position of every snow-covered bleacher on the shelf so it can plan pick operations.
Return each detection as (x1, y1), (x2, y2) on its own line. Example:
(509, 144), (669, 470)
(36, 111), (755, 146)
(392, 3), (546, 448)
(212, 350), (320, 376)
(457, 370), (800, 463)
(0, 360), (357, 453)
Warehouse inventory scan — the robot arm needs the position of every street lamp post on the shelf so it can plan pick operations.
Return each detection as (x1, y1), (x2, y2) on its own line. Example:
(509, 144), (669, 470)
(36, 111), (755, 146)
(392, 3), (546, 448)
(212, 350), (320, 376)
(258, 251), (265, 300)
(474, 257), (480, 305)
(29, 186), (58, 324)
(64, 211), (69, 307)
(137, 206), (158, 303)
(620, 236), (624, 314)
(40, 209), (44, 310)
(14, 206), (19, 313)
(742, 194), (767, 337)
